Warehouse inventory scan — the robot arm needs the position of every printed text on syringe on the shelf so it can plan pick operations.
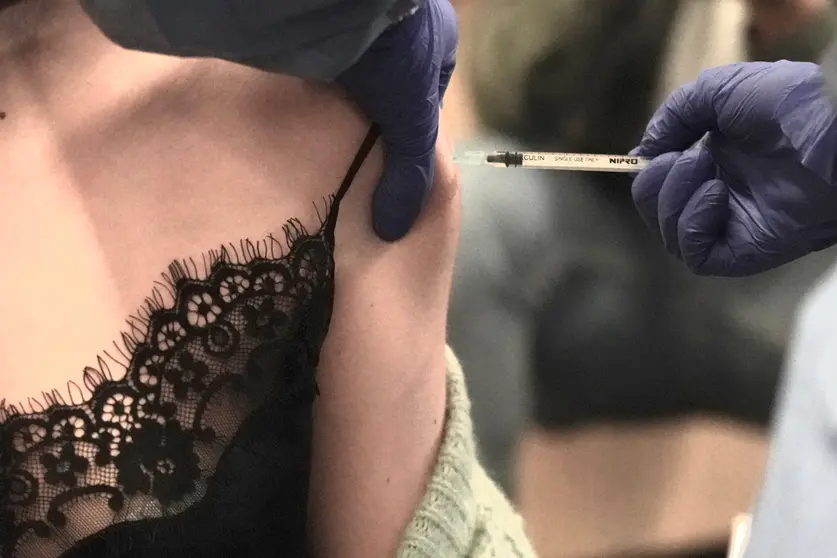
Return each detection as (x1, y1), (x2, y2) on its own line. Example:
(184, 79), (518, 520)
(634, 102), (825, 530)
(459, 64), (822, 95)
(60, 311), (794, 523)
(524, 154), (640, 165)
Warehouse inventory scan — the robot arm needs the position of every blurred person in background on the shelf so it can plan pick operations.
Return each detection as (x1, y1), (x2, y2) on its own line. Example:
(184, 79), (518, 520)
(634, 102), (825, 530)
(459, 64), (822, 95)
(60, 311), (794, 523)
(448, 0), (837, 557)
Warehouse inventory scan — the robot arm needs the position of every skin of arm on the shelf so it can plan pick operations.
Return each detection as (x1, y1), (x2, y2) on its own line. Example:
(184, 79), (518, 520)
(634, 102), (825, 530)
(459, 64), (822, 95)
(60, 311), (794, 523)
(0, 1), (456, 556)
(308, 141), (457, 558)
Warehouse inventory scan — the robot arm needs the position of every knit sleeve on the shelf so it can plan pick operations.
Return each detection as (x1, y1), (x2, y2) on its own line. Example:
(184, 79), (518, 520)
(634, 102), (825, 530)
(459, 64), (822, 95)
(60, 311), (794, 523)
(396, 347), (538, 558)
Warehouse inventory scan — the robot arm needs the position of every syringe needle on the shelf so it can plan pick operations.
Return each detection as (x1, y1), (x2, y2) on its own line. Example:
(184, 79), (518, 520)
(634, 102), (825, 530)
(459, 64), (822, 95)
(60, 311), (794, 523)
(452, 151), (490, 166)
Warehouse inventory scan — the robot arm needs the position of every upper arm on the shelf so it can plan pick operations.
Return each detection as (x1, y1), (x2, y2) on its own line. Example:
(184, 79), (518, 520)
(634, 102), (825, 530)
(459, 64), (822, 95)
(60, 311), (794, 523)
(308, 134), (459, 558)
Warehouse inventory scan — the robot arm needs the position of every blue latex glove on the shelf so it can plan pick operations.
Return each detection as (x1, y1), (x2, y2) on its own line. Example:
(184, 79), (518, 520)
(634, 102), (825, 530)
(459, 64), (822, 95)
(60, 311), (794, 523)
(338, 0), (458, 240)
(631, 61), (837, 276)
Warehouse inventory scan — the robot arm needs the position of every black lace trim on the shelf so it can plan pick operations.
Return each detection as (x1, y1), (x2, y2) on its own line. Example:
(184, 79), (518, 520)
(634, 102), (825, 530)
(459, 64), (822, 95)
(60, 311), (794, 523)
(0, 126), (379, 558)
(0, 218), (332, 555)
(0, 216), (329, 421)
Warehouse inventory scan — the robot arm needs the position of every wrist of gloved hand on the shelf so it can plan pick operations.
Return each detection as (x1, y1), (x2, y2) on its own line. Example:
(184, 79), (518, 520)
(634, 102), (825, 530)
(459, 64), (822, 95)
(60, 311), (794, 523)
(786, 71), (837, 193)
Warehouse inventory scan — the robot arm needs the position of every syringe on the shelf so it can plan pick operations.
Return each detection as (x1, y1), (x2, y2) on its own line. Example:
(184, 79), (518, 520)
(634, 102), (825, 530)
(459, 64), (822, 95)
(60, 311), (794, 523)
(454, 150), (650, 173)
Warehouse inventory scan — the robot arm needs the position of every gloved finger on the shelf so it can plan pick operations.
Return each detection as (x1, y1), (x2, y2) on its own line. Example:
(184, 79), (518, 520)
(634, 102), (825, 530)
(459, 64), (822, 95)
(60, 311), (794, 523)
(439, 57), (455, 101)
(337, 22), (441, 240)
(630, 151), (682, 234)
(657, 142), (717, 259)
(372, 145), (436, 241)
(435, 0), (458, 100)
(370, 77), (440, 240)
(676, 179), (733, 275)
(634, 79), (715, 158)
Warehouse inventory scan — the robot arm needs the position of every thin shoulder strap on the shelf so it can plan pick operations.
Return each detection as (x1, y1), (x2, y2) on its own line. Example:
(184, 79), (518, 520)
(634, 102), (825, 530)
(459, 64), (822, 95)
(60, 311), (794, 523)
(323, 125), (380, 237)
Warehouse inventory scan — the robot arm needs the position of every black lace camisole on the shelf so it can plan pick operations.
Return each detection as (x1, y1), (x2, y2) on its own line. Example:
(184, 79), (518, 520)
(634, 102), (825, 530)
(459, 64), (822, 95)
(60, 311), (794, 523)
(0, 127), (380, 557)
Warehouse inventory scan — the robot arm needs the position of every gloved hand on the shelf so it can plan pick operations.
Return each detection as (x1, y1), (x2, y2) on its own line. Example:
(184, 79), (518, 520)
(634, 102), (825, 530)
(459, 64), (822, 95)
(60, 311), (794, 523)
(338, 0), (458, 241)
(631, 61), (837, 276)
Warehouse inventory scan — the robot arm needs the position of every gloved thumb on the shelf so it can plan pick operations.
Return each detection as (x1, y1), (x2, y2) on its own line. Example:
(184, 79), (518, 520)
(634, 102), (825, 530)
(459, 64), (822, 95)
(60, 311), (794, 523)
(677, 179), (732, 275)
(372, 137), (437, 241)
(635, 79), (716, 158)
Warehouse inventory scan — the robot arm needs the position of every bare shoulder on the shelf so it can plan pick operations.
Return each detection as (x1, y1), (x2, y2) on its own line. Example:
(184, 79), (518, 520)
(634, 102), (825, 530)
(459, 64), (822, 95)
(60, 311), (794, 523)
(0, 0), (460, 415)
(0, 0), (383, 403)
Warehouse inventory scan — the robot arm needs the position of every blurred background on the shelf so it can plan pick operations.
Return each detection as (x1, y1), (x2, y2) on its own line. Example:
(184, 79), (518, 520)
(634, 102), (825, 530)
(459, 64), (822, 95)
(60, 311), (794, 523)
(440, 1), (837, 557)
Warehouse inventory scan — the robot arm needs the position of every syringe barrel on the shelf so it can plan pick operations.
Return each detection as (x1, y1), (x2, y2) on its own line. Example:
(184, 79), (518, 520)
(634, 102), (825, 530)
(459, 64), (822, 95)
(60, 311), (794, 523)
(493, 151), (649, 173)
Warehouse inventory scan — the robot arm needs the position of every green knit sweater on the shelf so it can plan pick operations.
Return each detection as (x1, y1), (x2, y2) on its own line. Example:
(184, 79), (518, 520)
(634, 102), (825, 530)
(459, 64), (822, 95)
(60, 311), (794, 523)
(397, 347), (537, 557)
